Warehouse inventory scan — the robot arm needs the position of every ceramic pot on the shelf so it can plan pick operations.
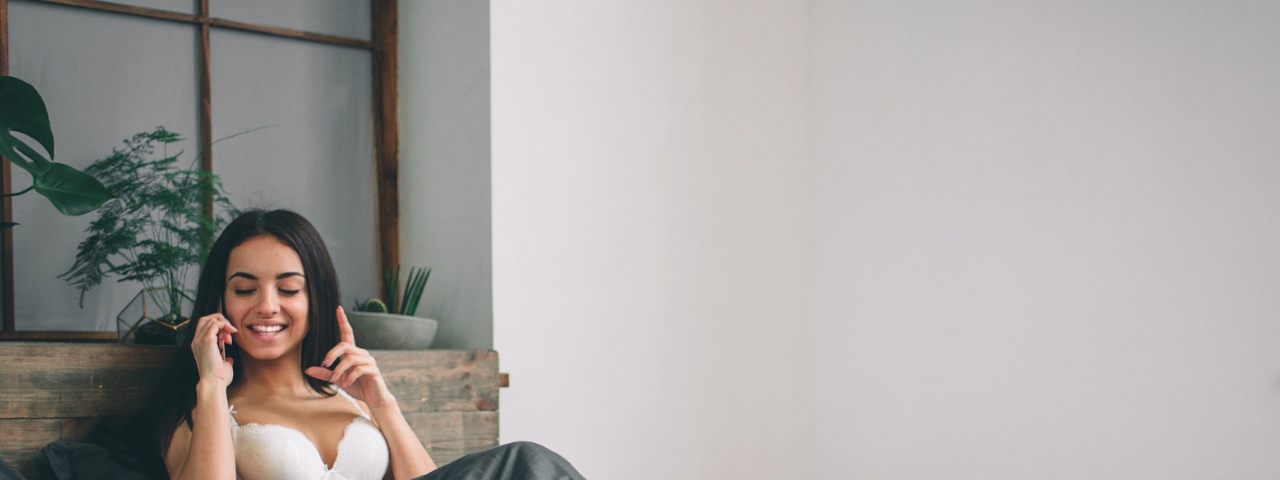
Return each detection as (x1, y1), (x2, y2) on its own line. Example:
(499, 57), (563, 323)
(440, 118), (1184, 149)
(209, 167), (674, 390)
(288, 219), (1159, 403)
(346, 312), (438, 350)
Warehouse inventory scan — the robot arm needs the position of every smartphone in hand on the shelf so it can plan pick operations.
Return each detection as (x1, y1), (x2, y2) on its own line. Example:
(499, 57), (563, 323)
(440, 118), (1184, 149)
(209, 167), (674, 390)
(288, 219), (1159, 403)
(219, 297), (227, 360)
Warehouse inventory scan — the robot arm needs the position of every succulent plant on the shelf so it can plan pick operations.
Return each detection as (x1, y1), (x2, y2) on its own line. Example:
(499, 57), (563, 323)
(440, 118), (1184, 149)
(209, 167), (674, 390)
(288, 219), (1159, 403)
(384, 266), (431, 317)
(355, 265), (431, 317)
(357, 298), (388, 313)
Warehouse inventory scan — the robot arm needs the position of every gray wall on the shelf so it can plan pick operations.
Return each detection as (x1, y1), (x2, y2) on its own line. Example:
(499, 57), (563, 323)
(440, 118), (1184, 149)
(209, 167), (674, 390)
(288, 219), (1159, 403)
(4, 1), (382, 332)
(6, 1), (201, 331)
(399, 0), (493, 350)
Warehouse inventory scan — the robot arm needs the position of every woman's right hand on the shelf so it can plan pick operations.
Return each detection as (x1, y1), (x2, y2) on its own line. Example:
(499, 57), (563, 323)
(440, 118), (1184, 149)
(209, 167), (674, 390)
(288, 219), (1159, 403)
(193, 313), (237, 388)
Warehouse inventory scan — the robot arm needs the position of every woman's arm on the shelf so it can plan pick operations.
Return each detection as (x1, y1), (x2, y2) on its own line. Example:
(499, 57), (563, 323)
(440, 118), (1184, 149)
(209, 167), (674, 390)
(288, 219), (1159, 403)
(165, 381), (235, 480)
(367, 395), (436, 480)
(165, 314), (239, 480)
(307, 307), (436, 480)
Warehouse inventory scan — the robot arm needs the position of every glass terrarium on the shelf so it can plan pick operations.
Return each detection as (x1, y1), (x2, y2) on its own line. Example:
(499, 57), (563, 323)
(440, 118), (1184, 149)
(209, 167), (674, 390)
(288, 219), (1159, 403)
(118, 286), (194, 345)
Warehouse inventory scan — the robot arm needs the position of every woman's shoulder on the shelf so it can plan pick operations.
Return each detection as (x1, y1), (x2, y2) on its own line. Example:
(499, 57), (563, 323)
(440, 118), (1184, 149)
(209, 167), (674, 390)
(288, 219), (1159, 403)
(331, 387), (375, 420)
(228, 389), (358, 425)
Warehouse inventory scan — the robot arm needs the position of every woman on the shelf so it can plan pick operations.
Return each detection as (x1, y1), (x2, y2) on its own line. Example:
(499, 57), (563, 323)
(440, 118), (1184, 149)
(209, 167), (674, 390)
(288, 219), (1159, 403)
(142, 210), (582, 480)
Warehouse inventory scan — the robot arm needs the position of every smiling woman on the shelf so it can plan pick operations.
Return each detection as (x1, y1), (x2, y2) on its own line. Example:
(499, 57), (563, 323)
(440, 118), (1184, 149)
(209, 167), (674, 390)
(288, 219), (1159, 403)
(120, 209), (584, 480)
(224, 236), (313, 360)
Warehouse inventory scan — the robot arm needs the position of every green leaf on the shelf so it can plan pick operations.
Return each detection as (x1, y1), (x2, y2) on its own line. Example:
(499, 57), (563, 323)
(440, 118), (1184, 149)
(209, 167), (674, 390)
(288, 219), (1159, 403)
(0, 133), (33, 172)
(10, 135), (53, 174)
(0, 129), (52, 176)
(1, 221), (16, 230)
(401, 267), (430, 316)
(0, 76), (55, 165)
(34, 163), (116, 216)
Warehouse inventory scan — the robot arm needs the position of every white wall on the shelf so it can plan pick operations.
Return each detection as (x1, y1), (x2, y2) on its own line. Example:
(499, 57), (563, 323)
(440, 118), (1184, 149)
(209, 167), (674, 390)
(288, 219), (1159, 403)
(491, 0), (1280, 478)
(400, 0), (493, 349)
(492, 1), (812, 479)
(810, 0), (1280, 478)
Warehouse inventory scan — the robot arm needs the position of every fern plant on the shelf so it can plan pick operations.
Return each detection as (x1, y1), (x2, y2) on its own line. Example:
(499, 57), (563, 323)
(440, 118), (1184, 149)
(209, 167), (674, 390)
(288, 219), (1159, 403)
(59, 127), (238, 325)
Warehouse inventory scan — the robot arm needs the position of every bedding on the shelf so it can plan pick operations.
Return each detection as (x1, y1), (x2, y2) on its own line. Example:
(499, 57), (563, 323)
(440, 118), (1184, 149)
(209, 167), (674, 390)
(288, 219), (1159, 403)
(1, 456), (26, 480)
(0, 441), (582, 480)
(413, 442), (584, 480)
(41, 442), (150, 480)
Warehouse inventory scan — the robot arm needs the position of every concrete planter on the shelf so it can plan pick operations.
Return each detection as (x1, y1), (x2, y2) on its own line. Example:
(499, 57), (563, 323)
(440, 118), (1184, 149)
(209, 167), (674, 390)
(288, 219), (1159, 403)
(346, 312), (438, 350)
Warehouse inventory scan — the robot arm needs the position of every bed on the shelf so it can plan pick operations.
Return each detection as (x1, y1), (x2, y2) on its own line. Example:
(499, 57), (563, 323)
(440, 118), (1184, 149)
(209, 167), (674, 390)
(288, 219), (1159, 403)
(0, 343), (501, 480)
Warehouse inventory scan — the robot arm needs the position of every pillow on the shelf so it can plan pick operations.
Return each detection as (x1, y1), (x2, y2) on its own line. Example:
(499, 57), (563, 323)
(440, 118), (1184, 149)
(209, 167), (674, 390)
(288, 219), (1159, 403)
(41, 442), (151, 480)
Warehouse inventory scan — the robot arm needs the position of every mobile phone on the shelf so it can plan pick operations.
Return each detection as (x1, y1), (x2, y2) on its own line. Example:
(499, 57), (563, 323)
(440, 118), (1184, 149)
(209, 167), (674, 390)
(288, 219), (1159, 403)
(219, 296), (227, 360)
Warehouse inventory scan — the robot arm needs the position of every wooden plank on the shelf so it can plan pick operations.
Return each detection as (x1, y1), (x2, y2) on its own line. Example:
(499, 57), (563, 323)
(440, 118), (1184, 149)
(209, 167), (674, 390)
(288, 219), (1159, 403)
(24, 0), (374, 51)
(0, 331), (118, 341)
(0, 155), (10, 334)
(0, 344), (171, 418)
(372, 349), (500, 413)
(209, 18), (373, 50)
(1, 0), (8, 74)
(371, 0), (400, 288)
(1, 155), (11, 334)
(404, 411), (500, 466)
(28, 0), (197, 24)
(198, 0), (212, 222)
(0, 344), (499, 418)
(1, 0), (12, 335)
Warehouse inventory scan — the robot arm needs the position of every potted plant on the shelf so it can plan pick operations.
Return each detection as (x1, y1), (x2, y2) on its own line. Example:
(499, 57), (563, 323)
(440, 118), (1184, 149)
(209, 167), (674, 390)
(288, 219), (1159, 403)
(60, 127), (238, 345)
(348, 266), (437, 350)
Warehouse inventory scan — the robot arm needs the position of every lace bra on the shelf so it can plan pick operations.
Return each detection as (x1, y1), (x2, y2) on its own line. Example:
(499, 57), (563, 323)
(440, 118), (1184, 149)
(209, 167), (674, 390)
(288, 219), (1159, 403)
(229, 388), (390, 480)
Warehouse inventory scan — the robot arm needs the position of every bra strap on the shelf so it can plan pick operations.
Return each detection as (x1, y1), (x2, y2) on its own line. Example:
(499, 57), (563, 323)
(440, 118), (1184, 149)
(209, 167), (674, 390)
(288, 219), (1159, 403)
(334, 388), (370, 419)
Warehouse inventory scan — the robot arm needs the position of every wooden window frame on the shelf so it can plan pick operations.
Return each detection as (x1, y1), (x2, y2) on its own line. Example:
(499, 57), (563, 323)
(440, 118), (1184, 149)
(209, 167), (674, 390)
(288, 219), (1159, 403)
(0, 0), (400, 340)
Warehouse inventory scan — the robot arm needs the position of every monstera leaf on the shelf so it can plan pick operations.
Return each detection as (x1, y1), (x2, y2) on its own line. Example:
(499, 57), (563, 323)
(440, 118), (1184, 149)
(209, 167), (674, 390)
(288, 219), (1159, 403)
(0, 76), (114, 229)
(0, 76), (54, 174)
(34, 163), (115, 216)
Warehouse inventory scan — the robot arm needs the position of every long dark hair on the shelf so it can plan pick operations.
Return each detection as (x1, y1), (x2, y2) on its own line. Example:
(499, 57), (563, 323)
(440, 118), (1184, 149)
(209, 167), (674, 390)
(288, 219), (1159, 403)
(131, 210), (343, 477)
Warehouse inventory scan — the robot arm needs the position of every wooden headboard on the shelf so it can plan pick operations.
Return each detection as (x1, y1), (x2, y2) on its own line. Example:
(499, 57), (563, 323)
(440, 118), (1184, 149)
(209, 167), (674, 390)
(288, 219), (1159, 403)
(0, 343), (500, 480)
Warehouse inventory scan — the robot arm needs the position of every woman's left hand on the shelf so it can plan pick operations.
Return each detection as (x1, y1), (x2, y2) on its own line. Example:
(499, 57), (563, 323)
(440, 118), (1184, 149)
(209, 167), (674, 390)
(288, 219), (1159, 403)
(305, 307), (396, 409)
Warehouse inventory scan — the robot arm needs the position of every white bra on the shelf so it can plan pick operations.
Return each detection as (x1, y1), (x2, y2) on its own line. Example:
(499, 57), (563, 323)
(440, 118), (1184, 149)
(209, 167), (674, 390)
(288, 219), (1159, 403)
(229, 388), (390, 480)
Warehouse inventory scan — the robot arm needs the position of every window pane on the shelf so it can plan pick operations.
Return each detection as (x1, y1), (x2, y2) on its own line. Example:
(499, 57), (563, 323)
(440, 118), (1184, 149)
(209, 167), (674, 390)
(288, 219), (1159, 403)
(210, 0), (370, 41)
(210, 29), (379, 309)
(7, 1), (200, 331)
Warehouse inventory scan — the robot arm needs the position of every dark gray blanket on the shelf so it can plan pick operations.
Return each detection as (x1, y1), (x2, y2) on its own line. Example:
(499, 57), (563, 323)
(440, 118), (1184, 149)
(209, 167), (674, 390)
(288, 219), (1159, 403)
(0, 441), (583, 480)
(416, 442), (585, 480)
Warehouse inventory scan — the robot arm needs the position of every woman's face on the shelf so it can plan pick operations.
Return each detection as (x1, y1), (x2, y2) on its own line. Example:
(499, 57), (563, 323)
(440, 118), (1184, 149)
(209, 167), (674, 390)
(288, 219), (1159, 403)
(224, 235), (310, 361)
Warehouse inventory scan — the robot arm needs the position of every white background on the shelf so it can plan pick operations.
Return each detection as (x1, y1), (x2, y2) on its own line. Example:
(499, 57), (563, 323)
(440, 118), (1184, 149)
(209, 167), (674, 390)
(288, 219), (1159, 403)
(493, 0), (812, 477)
(491, 0), (1280, 478)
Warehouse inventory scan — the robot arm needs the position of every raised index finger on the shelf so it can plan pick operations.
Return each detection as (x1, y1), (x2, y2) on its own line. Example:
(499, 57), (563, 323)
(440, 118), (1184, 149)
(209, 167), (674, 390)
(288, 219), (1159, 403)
(337, 306), (355, 344)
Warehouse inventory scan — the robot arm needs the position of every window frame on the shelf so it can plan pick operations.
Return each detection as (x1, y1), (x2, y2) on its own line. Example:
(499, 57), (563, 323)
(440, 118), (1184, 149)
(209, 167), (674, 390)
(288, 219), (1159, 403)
(0, 0), (400, 340)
